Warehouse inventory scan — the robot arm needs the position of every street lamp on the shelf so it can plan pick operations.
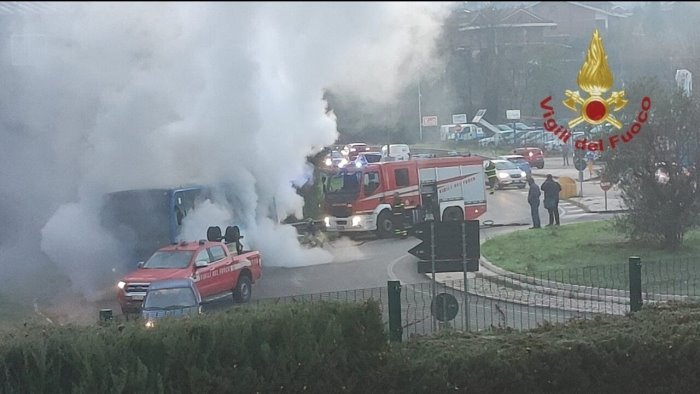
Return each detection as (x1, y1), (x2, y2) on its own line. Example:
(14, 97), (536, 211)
(418, 78), (423, 142)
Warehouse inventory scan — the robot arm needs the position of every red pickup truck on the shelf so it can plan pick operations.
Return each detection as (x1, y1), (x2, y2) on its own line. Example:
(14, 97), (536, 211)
(117, 226), (262, 314)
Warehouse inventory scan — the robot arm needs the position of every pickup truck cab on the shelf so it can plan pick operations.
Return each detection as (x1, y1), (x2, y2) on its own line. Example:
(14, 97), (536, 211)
(117, 226), (262, 314)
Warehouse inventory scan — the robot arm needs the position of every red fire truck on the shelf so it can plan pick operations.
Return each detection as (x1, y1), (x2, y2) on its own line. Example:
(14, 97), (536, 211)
(322, 156), (487, 238)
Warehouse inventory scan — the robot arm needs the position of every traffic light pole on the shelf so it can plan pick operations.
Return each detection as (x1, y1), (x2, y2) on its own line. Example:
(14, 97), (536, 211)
(461, 221), (470, 331)
(430, 220), (436, 331)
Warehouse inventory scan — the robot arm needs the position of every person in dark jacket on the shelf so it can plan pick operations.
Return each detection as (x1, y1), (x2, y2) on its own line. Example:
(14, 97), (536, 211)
(527, 177), (541, 229)
(392, 192), (407, 238)
(541, 174), (562, 226)
(485, 160), (498, 194)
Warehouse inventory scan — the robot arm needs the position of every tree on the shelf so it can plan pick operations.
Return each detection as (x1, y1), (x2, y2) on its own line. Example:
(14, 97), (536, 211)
(601, 78), (700, 249)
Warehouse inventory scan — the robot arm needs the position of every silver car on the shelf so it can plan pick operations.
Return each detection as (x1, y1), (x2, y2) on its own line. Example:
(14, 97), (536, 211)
(487, 159), (528, 189)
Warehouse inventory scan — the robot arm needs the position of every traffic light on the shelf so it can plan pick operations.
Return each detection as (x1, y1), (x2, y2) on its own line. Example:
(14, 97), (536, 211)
(408, 220), (480, 261)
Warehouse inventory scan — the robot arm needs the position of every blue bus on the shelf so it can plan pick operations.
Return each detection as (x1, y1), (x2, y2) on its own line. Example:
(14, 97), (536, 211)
(100, 186), (210, 267)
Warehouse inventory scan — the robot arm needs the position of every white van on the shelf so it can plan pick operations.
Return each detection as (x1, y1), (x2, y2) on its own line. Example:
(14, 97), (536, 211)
(440, 124), (484, 141)
(381, 144), (411, 161)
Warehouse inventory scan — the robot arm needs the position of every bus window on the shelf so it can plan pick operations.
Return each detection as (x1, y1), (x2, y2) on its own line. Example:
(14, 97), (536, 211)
(173, 188), (204, 227)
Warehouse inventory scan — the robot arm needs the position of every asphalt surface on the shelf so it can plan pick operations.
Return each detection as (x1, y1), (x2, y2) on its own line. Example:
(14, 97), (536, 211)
(200, 183), (605, 335)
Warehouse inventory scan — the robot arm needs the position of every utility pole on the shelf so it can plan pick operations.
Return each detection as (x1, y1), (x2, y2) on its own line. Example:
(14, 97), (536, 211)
(418, 79), (423, 142)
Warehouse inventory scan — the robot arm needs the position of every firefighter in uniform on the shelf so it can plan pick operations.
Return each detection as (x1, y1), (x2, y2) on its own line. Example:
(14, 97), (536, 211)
(485, 160), (498, 194)
(392, 192), (407, 238)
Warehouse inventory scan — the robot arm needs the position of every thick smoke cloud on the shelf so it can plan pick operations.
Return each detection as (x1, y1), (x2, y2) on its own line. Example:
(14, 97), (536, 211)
(0, 3), (448, 306)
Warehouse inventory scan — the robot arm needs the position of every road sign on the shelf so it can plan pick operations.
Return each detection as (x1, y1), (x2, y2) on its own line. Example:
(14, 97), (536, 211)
(600, 179), (612, 191)
(408, 220), (480, 261)
(506, 110), (521, 120)
(422, 115), (438, 127)
(574, 158), (587, 171)
(417, 259), (479, 273)
(431, 293), (459, 322)
(452, 114), (467, 124)
(471, 109), (486, 123)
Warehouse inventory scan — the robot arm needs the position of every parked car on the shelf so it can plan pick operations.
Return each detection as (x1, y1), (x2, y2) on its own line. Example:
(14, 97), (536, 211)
(440, 124), (484, 141)
(521, 130), (546, 145)
(484, 159), (527, 189)
(499, 154), (532, 177)
(479, 130), (515, 147)
(496, 124), (515, 133)
(341, 143), (370, 161)
(381, 144), (410, 161)
(353, 151), (382, 167)
(512, 147), (545, 169)
(142, 278), (202, 328)
(513, 122), (537, 131)
(323, 150), (348, 169)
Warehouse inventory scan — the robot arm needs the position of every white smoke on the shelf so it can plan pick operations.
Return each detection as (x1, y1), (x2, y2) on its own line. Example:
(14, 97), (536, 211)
(0, 3), (449, 301)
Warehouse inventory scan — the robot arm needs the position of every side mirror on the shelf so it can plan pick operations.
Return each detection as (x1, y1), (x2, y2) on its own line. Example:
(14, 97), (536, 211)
(195, 260), (208, 269)
(137, 261), (145, 269)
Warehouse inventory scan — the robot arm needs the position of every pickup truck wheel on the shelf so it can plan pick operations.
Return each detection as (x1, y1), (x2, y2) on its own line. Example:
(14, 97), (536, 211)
(376, 210), (393, 238)
(233, 275), (252, 303)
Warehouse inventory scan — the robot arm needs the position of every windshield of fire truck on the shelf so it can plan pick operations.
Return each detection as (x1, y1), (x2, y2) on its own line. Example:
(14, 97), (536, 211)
(325, 171), (361, 194)
(143, 250), (194, 269)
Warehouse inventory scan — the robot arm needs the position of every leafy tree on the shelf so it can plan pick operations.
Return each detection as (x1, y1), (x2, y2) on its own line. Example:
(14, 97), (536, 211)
(601, 78), (700, 249)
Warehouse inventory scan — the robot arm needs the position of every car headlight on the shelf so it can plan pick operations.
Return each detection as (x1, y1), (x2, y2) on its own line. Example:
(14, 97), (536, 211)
(339, 159), (347, 168)
(529, 152), (533, 157)
(117, 281), (126, 290)
(325, 158), (332, 166)
(521, 171), (527, 177)
(324, 217), (330, 227)
(498, 172), (508, 179)
(355, 161), (362, 168)
(145, 320), (155, 329)
(352, 216), (361, 227)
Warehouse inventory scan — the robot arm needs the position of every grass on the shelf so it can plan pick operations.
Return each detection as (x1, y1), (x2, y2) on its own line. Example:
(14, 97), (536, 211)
(481, 220), (700, 293)
(0, 294), (41, 331)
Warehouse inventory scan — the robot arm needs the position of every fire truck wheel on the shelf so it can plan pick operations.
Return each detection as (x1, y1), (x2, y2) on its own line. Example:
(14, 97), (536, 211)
(442, 207), (463, 221)
(376, 210), (394, 238)
(233, 274), (252, 303)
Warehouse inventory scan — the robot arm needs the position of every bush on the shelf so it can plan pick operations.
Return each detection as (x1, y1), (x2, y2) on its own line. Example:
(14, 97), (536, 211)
(3, 300), (700, 393)
(377, 302), (700, 393)
(0, 301), (386, 394)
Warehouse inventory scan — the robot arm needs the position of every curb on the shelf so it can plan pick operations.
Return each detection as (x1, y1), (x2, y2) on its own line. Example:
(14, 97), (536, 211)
(425, 220), (632, 313)
(563, 198), (592, 213)
(564, 198), (629, 214)
(478, 255), (631, 305)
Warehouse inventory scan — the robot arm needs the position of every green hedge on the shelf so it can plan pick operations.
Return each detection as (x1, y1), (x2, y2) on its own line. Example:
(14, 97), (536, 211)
(379, 302), (700, 393)
(0, 301), (386, 394)
(3, 301), (700, 393)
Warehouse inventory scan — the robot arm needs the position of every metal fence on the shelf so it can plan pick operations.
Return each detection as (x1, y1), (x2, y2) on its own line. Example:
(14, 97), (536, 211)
(245, 257), (700, 341)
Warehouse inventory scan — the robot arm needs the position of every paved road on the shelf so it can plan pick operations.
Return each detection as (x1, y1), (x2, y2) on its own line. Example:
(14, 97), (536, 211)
(202, 186), (606, 336)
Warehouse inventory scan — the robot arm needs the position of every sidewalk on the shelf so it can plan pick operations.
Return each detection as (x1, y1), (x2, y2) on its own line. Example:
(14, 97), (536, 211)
(531, 157), (628, 213)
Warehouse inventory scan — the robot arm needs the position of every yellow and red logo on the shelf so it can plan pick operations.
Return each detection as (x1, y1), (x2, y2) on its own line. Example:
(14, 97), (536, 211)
(540, 29), (651, 151)
(563, 29), (628, 129)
